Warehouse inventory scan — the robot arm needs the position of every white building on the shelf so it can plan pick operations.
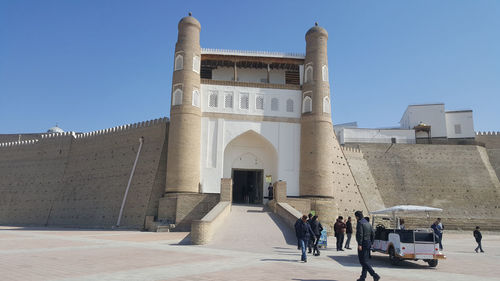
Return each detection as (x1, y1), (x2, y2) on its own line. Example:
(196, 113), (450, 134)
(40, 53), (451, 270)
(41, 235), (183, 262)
(335, 103), (475, 145)
(400, 104), (474, 140)
(198, 49), (304, 200)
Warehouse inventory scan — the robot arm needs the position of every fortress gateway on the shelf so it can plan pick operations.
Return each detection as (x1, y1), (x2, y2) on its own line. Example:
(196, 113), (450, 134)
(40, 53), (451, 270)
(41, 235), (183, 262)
(1, 15), (500, 237)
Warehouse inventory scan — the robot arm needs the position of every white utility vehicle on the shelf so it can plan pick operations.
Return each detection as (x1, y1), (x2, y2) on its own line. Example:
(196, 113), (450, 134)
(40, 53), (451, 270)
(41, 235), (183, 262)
(370, 205), (446, 267)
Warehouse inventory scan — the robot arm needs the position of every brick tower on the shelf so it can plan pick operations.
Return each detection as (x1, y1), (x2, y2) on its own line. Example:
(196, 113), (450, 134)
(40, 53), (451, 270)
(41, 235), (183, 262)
(165, 14), (202, 193)
(299, 23), (337, 198)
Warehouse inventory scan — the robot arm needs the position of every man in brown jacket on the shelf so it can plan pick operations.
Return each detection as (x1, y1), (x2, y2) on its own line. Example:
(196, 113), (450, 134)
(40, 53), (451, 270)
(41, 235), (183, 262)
(334, 216), (346, 251)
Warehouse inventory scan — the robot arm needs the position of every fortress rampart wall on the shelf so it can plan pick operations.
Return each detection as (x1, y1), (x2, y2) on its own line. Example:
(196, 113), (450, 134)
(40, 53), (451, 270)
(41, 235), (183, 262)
(476, 131), (500, 180)
(341, 147), (385, 212)
(345, 143), (500, 224)
(0, 118), (168, 229)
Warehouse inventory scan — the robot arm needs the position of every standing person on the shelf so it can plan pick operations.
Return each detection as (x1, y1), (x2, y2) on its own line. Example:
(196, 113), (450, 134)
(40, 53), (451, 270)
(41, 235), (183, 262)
(296, 215), (315, 262)
(310, 215), (323, 256)
(345, 216), (353, 250)
(334, 216), (346, 251)
(437, 218), (444, 250)
(355, 211), (380, 281)
(294, 217), (302, 250)
(307, 213), (314, 253)
(474, 226), (484, 253)
(399, 219), (406, 230)
(267, 183), (273, 201)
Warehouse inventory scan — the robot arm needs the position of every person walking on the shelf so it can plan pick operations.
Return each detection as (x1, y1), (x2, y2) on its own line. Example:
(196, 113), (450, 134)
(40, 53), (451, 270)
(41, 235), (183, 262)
(294, 217), (302, 250)
(474, 226), (484, 253)
(296, 215), (315, 262)
(355, 210), (380, 281)
(334, 216), (346, 251)
(310, 215), (323, 256)
(307, 213), (314, 253)
(345, 216), (353, 249)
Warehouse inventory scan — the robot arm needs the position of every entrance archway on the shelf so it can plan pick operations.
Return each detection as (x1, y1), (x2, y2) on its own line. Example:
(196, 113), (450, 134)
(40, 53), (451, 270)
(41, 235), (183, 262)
(223, 130), (278, 204)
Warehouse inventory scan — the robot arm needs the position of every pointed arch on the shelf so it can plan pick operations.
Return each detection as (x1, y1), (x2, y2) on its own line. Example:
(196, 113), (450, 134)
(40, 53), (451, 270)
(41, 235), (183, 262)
(302, 96), (312, 113)
(174, 54), (183, 71)
(323, 96), (331, 114)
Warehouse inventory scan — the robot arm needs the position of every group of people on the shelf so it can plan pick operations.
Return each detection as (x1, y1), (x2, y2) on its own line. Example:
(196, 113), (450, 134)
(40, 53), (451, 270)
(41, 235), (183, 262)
(333, 216), (354, 251)
(295, 210), (380, 281)
(294, 213), (323, 262)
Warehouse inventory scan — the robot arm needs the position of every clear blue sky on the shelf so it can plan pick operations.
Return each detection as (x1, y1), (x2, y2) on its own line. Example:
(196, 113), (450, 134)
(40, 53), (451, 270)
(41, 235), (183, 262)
(1, 0), (499, 134)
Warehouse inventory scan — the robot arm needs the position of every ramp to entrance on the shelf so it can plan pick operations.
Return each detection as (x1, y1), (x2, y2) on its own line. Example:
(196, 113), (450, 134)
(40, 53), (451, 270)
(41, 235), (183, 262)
(206, 205), (297, 253)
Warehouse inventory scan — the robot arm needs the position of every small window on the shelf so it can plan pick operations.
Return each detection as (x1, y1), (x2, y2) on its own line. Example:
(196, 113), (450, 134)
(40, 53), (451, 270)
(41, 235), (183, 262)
(224, 92), (233, 108)
(209, 91), (218, 108)
(172, 89), (183, 106)
(240, 93), (249, 110)
(271, 98), (279, 111)
(192, 90), (200, 107)
(305, 66), (313, 83)
(193, 55), (200, 73)
(286, 99), (294, 112)
(323, 96), (331, 114)
(302, 96), (312, 113)
(256, 95), (264, 110)
(322, 65), (328, 82)
(260, 78), (268, 83)
(454, 124), (462, 134)
(174, 54), (183, 71)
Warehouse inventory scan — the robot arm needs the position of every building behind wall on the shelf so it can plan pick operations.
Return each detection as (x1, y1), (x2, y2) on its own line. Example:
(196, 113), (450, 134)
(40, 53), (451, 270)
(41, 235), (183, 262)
(335, 103), (476, 145)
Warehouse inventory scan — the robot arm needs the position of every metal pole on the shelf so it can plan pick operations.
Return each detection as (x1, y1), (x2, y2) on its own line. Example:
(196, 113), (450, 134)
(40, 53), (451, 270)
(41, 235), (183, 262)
(115, 137), (144, 228)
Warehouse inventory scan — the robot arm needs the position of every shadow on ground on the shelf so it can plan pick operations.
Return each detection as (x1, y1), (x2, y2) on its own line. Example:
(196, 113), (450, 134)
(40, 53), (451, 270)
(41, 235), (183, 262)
(267, 209), (298, 246)
(328, 254), (436, 269)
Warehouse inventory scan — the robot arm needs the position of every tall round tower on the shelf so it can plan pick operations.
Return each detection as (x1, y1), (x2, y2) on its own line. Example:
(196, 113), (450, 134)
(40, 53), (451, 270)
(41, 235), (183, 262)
(299, 24), (336, 198)
(165, 14), (202, 193)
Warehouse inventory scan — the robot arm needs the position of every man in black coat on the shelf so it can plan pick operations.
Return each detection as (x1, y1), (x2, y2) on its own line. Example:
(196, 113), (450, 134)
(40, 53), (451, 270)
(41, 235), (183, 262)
(474, 226), (484, 253)
(295, 215), (315, 262)
(310, 215), (323, 256)
(345, 216), (353, 249)
(355, 211), (380, 281)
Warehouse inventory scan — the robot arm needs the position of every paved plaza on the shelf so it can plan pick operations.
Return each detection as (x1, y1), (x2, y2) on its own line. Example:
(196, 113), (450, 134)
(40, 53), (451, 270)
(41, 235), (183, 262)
(1, 205), (500, 281)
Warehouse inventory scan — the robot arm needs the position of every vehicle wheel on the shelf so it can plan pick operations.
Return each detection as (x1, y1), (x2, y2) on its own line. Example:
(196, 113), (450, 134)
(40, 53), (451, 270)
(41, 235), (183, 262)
(388, 247), (400, 265)
(428, 259), (438, 267)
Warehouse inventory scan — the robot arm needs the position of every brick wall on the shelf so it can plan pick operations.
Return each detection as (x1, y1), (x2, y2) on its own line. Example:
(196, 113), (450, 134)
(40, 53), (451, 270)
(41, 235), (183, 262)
(346, 143), (500, 222)
(0, 118), (168, 229)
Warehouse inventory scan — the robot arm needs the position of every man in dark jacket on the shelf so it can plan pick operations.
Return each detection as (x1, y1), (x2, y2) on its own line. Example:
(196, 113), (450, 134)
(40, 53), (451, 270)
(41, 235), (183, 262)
(310, 215), (323, 256)
(296, 215), (315, 262)
(345, 216), (353, 249)
(355, 211), (380, 281)
(294, 217), (302, 249)
(474, 226), (484, 253)
(334, 216), (346, 251)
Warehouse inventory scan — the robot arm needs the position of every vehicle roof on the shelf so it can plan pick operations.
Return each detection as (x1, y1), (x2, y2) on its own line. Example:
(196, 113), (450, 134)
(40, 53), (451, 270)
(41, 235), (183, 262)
(370, 205), (443, 215)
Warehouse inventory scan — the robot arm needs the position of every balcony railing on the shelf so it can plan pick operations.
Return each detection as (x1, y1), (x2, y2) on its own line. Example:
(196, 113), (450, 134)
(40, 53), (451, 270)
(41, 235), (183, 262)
(200, 79), (301, 90)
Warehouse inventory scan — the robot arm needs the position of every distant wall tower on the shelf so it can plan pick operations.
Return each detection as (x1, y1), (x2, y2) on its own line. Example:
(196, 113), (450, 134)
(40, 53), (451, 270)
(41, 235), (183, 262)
(165, 14), (202, 193)
(299, 24), (336, 198)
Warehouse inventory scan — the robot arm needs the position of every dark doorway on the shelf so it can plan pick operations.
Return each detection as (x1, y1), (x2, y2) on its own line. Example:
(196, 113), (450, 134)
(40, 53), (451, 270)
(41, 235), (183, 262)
(232, 169), (263, 204)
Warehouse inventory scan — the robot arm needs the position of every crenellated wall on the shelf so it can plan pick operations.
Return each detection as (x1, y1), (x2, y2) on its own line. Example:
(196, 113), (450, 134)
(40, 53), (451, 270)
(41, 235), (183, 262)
(0, 118), (169, 229)
(343, 143), (500, 229)
(476, 131), (500, 180)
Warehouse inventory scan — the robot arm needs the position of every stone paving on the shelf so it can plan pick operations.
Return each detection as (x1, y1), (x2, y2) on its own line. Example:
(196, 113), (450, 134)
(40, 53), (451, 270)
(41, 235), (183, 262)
(1, 205), (500, 280)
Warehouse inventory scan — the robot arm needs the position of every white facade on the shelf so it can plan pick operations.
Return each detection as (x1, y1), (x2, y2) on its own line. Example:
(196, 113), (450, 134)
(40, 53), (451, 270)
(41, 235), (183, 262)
(445, 110), (474, 138)
(201, 84), (301, 118)
(400, 104), (447, 138)
(400, 104), (474, 139)
(334, 127), (415, 145)
(200, 84), (302, 196)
